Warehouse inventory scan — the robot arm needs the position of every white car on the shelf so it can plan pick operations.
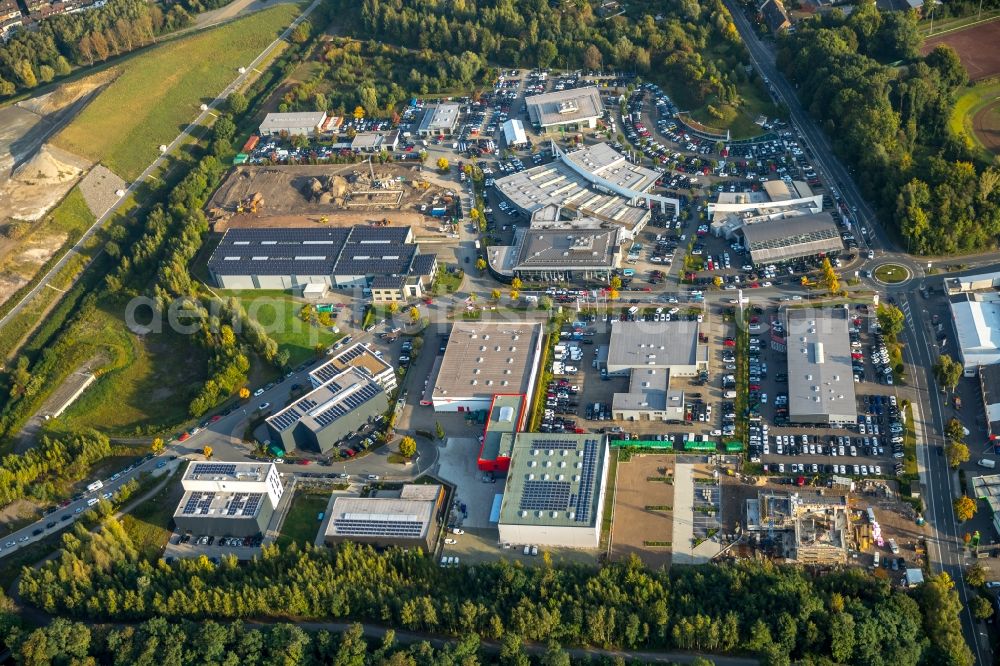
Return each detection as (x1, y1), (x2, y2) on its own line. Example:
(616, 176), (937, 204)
(444, 538), (457, 545)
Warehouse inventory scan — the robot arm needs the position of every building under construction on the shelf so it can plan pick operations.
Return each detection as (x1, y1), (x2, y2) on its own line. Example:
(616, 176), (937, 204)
(746, 490), (849, 564)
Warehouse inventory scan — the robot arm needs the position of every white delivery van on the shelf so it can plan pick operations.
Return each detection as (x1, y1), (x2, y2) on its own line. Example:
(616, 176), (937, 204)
(979, 459), (997, 469)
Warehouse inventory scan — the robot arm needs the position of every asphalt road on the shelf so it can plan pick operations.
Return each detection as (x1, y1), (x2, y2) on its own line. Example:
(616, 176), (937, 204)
(0, 0), (322, 333)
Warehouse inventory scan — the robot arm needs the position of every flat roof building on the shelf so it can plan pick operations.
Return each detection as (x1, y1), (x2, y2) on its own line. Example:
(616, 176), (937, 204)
(478, 394), (527, 472)
(525, 86), (605, 130)
(432, 322), (544, 413)
(350, 130), (400, 153)
(487, 226), (621, 283)
(494, 143), (678, 241)
(605, 321), (707, 421)
(951, 292), (1000, 374)
(740, 214), (843, 265)
(324, 484), (445, 552)
(979, 365), (1000, 437)
(259, 112), (328, 137)
(785, 307), (857, 424)
(266, 367), (389, 454)
(417, 103), (461, 136)
(173, 462), (284, 537)
(310, 342), (398, 394)
(497, 433), (610, 548)
(207, 225), (436, 299)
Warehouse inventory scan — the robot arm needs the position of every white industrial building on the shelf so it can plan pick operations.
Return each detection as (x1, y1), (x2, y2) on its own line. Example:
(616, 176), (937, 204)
(525, 86), (605, 131)
(951, 292), (1000, 375)
(497, 433), (610, 548)
(502, 119), (528, 148)
(258, 112), (330, 137)
(785, 307), (857, 424)
(172, 462), (284, 537)
(430, 322), (544, 412)
(417, 103), (461, 137)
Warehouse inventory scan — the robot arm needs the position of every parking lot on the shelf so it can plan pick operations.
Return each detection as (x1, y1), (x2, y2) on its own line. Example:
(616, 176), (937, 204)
(743, 304), (908, 482)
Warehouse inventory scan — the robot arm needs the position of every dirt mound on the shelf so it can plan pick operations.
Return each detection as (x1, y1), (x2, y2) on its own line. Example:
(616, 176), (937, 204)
(16, 68), (119, 117)
(0, 145), (91, 222)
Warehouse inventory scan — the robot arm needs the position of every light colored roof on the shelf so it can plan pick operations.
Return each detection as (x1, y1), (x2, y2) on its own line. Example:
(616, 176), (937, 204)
(498, 434), (608, 528)
(309, 342), (395, 387)
(513, 227), (620, 270)
(433, 322), (542, 401)
(173, 489), (267, 520)
(266, 367), (387, 434)
(182, 461), (274, 484)
(325, 488), (440, 540)
(417, 103), (460, 133)
(606, 320), (701, 371)
(525, 86), (604, 127)
(951, 293), (1000, 359)
(612, 366), (673, 412)
(742, 214), (842, 264)
(503, 119), (527, 145)
(259, 111), (326, 132)
(785, 308), (857, 421)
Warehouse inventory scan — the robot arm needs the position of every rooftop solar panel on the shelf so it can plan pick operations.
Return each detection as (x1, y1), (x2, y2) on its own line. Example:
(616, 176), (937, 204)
(192, 463), (237, 476)
(519, 480), (571, 512)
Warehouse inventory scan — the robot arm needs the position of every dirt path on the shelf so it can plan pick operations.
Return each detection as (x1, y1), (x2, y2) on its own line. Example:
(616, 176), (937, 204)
(14, 353), (106, 452)
(973, 98), (1000, 156)
(191, 0), (301, 31)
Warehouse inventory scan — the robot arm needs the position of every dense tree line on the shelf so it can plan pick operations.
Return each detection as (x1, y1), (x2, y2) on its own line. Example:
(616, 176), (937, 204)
(18, 519), (972, 665)
(0, 0), (184, 98)
(778, 3), (1000, 254)
(330, 0), (750, 113)
(0, 429), (109, 507)
(5, 618), (640, 666)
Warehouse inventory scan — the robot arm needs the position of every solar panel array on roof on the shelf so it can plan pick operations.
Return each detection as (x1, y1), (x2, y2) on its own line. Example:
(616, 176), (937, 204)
(312, 364), (339, 384)
(269, 407), (301, 431)
(312, 382), (382, 428)
(192, 463), (237, 476)
(519, 480), (571, 511)
(532, 438), (580, 450)
(332, 516), (424, 538)
(574, 439), (599, 523)
(243, 494), (262, 516)
(181, 491), (217, 515)
(226, 493), (248, 516)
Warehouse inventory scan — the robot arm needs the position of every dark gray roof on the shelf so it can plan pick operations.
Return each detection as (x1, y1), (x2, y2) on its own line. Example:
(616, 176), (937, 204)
(514, 228), (619, 269)
(208, 226), (418, 278)
(761, 0), (790, 32)
(370, 275), (405, 290)
(411, 254), (437, 276)
(741, 215), (842, 264)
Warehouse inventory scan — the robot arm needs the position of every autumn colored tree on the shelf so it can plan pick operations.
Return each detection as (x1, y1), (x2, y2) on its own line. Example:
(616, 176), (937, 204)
(954, 495), (977, 522)
(399, 436), (417, 458)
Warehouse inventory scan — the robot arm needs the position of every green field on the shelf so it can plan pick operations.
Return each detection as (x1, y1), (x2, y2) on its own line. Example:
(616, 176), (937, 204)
(120, 466), (184, 559)
(873, 264), (910, 284)
(224, 290), (340, 366)
(52, 4), (300, 180)
(57, 298), (208, 435)
(276, 489), (330, 548)
(950, 80), (1000, 161)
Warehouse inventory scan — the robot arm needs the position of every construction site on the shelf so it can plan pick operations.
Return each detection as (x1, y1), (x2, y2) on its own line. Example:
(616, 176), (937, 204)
(206, 162), (455, 234)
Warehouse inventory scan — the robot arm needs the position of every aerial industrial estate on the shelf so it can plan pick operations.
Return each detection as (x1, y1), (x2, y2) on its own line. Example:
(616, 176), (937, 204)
(1, 0), (999, 661)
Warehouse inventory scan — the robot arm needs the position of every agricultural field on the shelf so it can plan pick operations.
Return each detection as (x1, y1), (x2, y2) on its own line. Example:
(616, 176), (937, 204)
(922, 18), (1000, 81)
(949, 80), (1000, 159)
(56, 299), (209, 435)
(224, 290), (341, 366)
(52, 3), (302, 181)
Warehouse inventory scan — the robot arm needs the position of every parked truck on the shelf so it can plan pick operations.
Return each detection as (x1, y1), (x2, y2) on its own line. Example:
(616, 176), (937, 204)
(86, 480), (104, 493)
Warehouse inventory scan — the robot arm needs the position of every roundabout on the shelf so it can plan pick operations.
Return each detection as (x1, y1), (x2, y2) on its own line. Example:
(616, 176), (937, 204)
(871, 263), (911, 285)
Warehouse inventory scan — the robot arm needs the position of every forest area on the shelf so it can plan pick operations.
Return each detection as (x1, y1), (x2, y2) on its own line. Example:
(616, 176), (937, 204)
(777, 5), (1000, 254)
(305, 0), (756, 125)
(0, 0), (235, 98)
(14, 518), (973, 666)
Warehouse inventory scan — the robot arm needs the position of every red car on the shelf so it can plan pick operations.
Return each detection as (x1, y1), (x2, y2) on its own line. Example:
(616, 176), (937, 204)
(724, 338), (736, 347)
(178, 432), (190, 442)
(298, 459), (311, 465)
(210, 415), (222, 423)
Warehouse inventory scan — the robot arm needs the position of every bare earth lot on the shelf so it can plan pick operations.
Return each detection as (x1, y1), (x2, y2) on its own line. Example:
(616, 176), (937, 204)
(610, 454), (674, 568)
(973, 100), (1000, 156)
(922, 20), (1000, 80)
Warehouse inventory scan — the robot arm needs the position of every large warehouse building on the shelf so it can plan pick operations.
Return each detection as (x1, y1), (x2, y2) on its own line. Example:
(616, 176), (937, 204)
(605, 320), (709, 421)
(486, 225), (621, 283)
(740, 214), (843, 265)
(493, 142), (678, 241)
(785, 307), (857, 424)
(172, 462), (284, 537)
(417, 103), (461, 137)
(324, 484), (445, 552)
(950, 291), (1000, 375)
(266, 367), (389, 453)
(259, 111), (333, 137)
(497, 433), (610, 548)
(525, 86), (605, 131)
(431, 322), (544, 412)
(206, 226), (437, 300)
